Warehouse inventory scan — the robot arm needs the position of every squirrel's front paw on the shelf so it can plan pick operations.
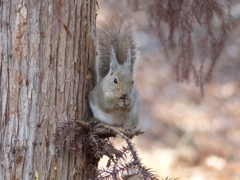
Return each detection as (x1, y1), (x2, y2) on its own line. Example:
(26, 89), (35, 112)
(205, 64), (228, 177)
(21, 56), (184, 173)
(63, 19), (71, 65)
(124, 99), (131, 107)
(117, 99), (125, 108)
(117, 98), (131, 110)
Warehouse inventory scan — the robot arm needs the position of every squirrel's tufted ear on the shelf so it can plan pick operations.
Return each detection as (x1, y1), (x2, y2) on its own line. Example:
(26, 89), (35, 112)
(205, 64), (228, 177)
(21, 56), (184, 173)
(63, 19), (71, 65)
(109, 47), (118, 74)
(124, 48), (131, 69)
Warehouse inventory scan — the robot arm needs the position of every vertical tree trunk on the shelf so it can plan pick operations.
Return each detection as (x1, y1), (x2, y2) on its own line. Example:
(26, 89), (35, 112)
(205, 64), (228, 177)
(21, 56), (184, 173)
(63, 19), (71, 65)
(0, 0), (97, 179)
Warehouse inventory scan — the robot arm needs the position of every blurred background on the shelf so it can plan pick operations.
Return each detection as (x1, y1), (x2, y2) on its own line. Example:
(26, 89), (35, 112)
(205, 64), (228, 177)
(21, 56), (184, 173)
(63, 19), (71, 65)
(97, 0), (240, 179)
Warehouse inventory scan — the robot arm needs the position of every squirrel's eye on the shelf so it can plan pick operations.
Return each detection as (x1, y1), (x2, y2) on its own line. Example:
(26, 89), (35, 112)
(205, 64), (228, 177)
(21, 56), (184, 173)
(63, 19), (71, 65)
(114, 78), (118, 84)
(132, 81), (134, 85)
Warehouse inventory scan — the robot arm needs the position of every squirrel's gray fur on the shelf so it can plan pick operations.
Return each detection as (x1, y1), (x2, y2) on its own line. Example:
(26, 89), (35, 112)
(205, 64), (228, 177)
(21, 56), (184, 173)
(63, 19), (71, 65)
(97, 16), (136, 79)
(89, 15), (139, 128)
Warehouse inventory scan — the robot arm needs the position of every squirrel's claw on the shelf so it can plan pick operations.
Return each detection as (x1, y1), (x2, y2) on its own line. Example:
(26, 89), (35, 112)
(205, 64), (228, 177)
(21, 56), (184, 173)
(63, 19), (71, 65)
(90, 117), (100, 123)
(117, 127), (124, 132)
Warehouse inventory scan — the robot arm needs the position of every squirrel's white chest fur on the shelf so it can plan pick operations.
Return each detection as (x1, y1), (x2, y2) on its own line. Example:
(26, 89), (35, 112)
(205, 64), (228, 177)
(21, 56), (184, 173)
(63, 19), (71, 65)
(90, 102), (127, 126)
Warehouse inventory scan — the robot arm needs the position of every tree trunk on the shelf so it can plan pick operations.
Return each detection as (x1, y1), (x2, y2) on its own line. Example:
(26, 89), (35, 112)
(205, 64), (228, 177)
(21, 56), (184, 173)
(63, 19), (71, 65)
(0, 0), (97, 179)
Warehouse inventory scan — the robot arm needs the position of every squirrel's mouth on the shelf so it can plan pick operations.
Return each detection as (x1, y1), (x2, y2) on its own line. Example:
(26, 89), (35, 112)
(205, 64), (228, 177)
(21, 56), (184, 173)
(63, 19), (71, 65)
(119, 94), (128, 100)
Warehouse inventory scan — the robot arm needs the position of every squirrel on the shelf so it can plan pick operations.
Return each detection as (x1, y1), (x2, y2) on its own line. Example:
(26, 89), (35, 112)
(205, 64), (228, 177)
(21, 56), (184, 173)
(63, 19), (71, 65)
(88, 16), (139, 129)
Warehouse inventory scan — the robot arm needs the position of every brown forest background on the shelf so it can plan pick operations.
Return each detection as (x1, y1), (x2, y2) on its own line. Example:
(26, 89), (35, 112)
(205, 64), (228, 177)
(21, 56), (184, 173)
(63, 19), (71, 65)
(97, 0), (240, 179)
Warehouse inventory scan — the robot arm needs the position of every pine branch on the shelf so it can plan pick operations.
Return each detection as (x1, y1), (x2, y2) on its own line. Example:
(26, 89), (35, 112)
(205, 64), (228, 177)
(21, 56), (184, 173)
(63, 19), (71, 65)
(53, 119), (176, 179)
(147, 0), (233, 95)
(53, 119), (144, 168)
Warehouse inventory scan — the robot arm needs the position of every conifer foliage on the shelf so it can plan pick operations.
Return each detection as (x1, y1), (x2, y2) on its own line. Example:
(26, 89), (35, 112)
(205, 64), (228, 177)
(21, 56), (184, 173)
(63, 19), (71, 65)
(54, 120), (167, 180)
(147, 0), (233, 95)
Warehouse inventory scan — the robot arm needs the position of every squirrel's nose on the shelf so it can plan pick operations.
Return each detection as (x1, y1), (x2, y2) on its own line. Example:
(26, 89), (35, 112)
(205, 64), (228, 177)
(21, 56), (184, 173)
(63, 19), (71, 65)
(121, 93), (128, 98)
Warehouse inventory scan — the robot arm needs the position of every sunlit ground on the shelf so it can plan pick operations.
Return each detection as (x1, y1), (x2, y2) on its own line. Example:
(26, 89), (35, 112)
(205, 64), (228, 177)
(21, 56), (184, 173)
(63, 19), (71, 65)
(98, 1), (240, 179)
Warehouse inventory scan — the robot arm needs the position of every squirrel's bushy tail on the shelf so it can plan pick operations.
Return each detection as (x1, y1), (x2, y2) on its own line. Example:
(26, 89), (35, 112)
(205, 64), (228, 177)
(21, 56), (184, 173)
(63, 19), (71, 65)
(97, 15), (136, 78)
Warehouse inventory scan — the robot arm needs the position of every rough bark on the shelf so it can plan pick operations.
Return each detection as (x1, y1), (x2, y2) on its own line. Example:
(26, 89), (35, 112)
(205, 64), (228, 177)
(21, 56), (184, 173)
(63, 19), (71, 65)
(0, 0), (97, 179)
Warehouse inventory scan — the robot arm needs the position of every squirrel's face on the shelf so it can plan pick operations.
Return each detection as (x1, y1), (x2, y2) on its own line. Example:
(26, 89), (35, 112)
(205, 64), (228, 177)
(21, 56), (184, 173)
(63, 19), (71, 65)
(105, 47), (134, 100)
(107, 65), (134, 99)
